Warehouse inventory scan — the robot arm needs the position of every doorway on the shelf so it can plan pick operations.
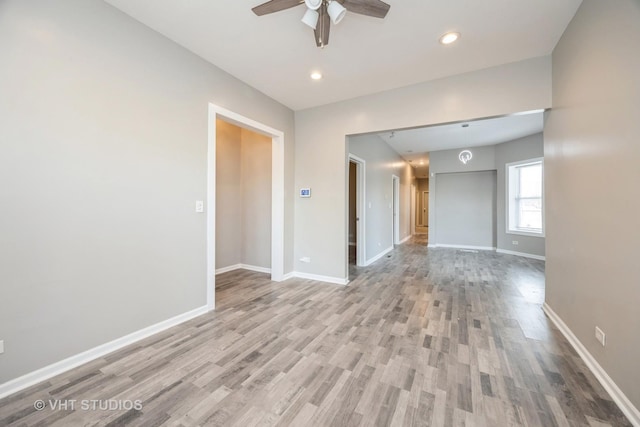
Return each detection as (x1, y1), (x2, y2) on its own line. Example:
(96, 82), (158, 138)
(348, 154), (366, 267)
(415, 178), (429, 236)
(207, 103), (285, 311)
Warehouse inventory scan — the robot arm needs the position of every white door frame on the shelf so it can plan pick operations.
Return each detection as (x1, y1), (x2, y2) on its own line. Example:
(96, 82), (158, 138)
(348, 154), (366, 267)
(392, 175), (400, 245)
(207, 103), (285, 311)
(410, 184), (416, 236)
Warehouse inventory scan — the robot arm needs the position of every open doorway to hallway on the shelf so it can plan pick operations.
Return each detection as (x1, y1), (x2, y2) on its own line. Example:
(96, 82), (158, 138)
(415, 177), (429, 238)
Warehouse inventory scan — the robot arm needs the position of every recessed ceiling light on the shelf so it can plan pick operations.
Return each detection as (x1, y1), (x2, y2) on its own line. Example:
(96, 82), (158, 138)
(439, 32), (460, 45)
(310, 72), (323, 80)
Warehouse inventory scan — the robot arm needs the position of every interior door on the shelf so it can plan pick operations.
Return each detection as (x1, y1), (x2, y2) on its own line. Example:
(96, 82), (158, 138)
(422, 191), (429, 228)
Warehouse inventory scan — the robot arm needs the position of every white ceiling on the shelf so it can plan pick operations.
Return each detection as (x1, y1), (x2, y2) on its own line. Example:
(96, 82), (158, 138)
(379, 111), (544, 178)
(104, 0), (582, 111)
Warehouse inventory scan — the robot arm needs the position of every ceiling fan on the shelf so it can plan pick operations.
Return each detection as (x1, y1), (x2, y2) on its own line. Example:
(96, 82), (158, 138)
(252, 0), (390, 48)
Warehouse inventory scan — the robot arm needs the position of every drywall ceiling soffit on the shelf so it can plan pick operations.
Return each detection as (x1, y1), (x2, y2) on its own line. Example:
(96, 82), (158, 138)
(104, 0), (582, 110)
(380, 111), (544, 163)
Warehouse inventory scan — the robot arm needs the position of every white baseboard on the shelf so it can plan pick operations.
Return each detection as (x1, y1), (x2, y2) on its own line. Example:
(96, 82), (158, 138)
(399, 235), (411, 244)
(0, 305), (208, 400)
(496, 248), (546, 261)
(427, 244), (437, 248)
(542, 303), (640, 426)
(215, 264), (242, 275)
(365, 246), (394, 266)
(430, 244), (496, 251)
(281, 272), (295, 281)
(287, 272), (348, 286)
(215, 264), (271, 275)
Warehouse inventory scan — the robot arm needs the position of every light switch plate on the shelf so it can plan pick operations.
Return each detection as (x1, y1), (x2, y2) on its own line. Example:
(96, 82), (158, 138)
(195, 201), (204, 213)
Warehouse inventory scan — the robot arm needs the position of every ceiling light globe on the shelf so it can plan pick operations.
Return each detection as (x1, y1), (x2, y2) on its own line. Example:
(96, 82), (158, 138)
(439, 32), (460, 45)
(301, 8), (319, 28)
(304, 0), (322, 10)
(327, 1), (346, 24)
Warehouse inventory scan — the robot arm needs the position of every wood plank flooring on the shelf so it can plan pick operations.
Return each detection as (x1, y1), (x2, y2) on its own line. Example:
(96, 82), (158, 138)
(0, 237), (632, 426)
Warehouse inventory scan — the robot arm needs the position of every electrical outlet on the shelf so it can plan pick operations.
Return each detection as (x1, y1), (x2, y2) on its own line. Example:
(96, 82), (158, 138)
(595, 326), (606, 346)
(299, 257), (311, 263)
(512, 240), (519, 245)
(195, 200), (204, 213)
(0, 340), (4, 354)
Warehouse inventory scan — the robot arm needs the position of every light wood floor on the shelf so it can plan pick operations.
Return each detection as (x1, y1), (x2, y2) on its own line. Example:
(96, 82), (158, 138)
(0, 237), (631, 426)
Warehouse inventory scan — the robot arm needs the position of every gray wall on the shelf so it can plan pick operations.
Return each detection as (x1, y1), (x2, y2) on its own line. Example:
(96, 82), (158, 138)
(295, 57), (552, 279)
(215, 121), (272, 270)
(428, 137), (545, 257)
(349, 135), (414, 263)
(495, 133), (545, 257)
(240, 128), (272, 269)
(216, 120), (243, 268)
(0, 0), (294, 384)
(348, 163), (357, 245)
(435, 172), (497, 248)
(545, 0), (640, 409)
(428, 145), (497, 246)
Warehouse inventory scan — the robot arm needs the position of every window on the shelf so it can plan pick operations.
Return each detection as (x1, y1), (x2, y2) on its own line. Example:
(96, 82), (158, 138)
(507, 158), (544, 235)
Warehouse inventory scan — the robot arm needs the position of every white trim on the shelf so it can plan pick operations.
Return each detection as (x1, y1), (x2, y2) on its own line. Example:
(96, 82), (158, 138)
(0, 306), (208, 400)
(542, 303), (640, 426)
(496, 249), (546, 261)
(215, 264), (272, 275)
(399, 235), (412, 244)
(427, 243), (437, 248)
(392, 175), (400, 246)
(281, 272), (295, 281)
(215, 264), (242, 275)
(287, 272), (349, 286)
(506, 157), (545, 238)
(365, 245), (394, 266)
(208, 103), (286, 310)
(348, 154), (367, 267)
(430, 244), (496, 251)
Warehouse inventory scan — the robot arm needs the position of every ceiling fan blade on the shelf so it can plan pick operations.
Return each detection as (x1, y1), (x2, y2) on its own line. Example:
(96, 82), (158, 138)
(314, 3), (330, 47)
(338, 0), (390, 18)
(252, 0), (303, 16)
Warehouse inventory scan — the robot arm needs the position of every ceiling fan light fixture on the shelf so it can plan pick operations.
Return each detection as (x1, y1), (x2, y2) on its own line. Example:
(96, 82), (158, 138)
(439, 32), (460, 45)
(327, 1), (346, 24)
(304, 0), (322, 10)
(301, 8), (319, 28)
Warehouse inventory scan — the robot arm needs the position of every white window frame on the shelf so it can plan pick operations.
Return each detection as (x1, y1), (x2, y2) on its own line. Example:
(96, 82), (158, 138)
(506, 157), (545, 237)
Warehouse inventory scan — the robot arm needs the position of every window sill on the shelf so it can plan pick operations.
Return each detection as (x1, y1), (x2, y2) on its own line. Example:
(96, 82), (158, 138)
(507, 230), (545, 238)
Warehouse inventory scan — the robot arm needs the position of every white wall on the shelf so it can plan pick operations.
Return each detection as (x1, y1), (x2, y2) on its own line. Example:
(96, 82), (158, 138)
(295, 57), (552, 280)
(0, 0), (294, 385)
(545, 0), (640, 413)
(348, 134), (414, 264)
